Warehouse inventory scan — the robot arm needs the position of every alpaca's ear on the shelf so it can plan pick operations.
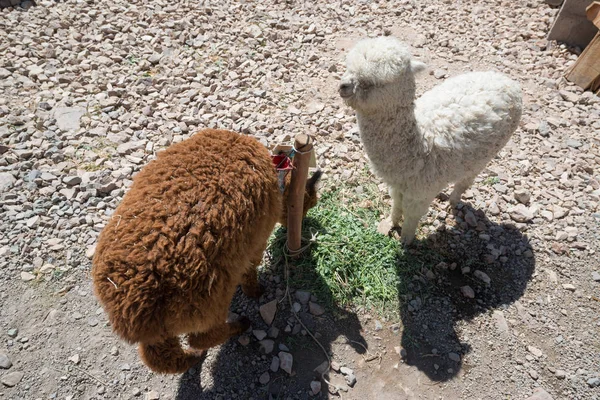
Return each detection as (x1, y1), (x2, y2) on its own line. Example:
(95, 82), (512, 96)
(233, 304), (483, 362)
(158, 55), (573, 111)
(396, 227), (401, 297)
(411, 60), (427, 74)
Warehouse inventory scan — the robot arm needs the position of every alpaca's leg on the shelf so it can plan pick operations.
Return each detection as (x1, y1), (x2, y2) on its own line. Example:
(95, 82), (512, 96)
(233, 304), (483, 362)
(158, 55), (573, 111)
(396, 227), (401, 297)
(400, 197), (431, 245)
(139, 336), (204, 374)
(241, 249), (266, 299)
(188, 317), (251, 350)
(389, 186), (404, 226)
(449, 174), (478, 208)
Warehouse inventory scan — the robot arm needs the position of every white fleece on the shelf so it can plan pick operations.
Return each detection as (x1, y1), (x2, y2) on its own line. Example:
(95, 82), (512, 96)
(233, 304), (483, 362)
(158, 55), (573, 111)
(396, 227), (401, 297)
(340, 36), (522, 244)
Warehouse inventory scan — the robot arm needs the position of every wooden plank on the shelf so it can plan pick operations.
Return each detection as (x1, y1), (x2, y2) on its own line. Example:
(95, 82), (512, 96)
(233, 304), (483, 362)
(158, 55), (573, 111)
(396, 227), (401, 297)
(566, 32), (600, 89)
(586, 1), (600, 27)
(548, 0), (597, 48)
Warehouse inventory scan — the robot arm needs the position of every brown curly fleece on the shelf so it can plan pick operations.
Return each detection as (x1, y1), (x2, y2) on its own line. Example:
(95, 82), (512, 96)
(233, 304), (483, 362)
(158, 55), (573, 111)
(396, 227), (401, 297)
(92, 129), (321, 374)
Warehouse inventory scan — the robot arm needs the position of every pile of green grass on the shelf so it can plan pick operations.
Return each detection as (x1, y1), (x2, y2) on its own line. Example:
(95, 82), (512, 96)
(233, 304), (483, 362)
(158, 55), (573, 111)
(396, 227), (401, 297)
(269, 186), (425, 314)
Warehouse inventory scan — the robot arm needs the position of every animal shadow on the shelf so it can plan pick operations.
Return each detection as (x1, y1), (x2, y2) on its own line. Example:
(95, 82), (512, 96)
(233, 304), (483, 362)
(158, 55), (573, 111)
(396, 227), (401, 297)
(394, 201), (535, 381)
(176, 217), (367, 399)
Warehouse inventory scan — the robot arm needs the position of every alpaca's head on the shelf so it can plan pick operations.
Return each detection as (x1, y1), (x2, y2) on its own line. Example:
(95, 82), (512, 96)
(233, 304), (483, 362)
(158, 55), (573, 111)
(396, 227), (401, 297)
(339, 36), (426, 113)
(280, 169), (322, 226)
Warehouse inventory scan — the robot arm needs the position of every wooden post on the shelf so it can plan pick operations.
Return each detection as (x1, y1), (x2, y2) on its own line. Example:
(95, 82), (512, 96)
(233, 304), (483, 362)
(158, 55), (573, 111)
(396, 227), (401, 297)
(286, 134), (313, 258)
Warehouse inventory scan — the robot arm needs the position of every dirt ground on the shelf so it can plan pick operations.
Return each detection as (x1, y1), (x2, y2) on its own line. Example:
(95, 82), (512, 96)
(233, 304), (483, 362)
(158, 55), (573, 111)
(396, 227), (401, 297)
(1, 0), (599, 399)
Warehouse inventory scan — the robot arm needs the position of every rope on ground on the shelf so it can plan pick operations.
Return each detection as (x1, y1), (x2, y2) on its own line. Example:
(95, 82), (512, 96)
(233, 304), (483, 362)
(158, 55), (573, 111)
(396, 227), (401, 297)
(282, 239), (345, 397)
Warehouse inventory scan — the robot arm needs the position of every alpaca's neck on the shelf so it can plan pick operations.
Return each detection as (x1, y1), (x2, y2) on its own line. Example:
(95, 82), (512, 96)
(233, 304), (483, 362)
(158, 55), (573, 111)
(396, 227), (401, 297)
(356, 104), (429, 186)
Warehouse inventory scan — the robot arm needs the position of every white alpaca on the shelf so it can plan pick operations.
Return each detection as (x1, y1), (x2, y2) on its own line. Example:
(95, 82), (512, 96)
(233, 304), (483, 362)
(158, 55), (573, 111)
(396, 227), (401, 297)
(339, 36), (523, 245)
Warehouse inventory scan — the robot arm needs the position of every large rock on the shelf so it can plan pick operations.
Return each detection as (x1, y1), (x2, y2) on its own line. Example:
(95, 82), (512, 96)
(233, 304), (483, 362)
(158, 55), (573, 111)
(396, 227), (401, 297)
(1, 371), (23, 387)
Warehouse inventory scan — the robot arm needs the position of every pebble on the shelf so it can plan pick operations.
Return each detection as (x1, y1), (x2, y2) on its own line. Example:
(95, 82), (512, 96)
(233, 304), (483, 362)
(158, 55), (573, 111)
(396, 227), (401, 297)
(448, 352), (461, 362)
(145, 390), (159, 400)
(509, 204), (534, 222)
(259, 371), (270, 385)
(253, 330), (267, 340)
(529, 369), (539, 380)
(238, 335), (250, 346)
(527, 346), (543, 358)
(278, 351), (293, 375)
(270, 356), (280, 372)
(525, 388), (554, 400)
(461, 286), (475, 298)
(473, 270), (491, 284)
(0, 352), (12, 369)
(310, 380), (322, 395)
(20, 272), (36, 281)
(7, 329), (18, 338)
(259, 340), (275, 355)
(588, 377), (600, 387)
(259, 300), (277, 326)
(1, 371), (24, 387)
(294, 290), (311, 304)
(309, 302), (325, 316)
(561, 284), (576, 292)
(592, 271), (600, 282)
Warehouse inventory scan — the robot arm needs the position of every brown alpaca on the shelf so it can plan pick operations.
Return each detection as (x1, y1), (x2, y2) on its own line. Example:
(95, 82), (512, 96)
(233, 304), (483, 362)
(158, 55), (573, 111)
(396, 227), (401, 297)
(92, 129), (321, 374)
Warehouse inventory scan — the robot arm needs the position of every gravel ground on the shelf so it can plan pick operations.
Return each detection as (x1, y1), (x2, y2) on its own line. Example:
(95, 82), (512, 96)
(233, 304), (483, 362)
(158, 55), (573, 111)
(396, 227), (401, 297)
(1, 0), (599, 399)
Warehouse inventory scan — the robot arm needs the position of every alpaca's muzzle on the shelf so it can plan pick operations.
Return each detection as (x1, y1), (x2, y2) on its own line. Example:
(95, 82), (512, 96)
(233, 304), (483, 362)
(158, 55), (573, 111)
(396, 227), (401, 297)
(339, 82), (354, 98)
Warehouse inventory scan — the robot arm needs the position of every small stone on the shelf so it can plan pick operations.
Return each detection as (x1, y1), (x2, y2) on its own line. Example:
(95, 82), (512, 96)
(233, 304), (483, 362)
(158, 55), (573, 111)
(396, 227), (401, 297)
(340, 366), (353, 376)
(69, 354), (80, 365)
(268, 326), (279, 338)
(331, 361), (341, 371)
(238, 335), (250, 346)
(292, 302), (302, 313)
(525, 388), (553, 400)
(21, 272), (36, 282)
(310, 380), (322, 395)
(377, 219), (393, 235)
(1, 371), (24, 387)
(309, 302), (325, 316)
(464, 210), (477, 227)
(529, 369), (539, 380)
(259, 340), (274, 354)
(0, 353), (12, 369)
(555, 370), (566, 379)
(592, 271), (600, 282)
(314, 360), (328, 374)
(374, 320), (383, 331)
(514, 189), (531, 204)
(260, 300), (277, 325)
(110, 347), (119, 356)
(63, 176), (82, 186)
(492, 311), (508, 334)
(566, 139), (582, 148)
(295, 290), (311, 304)
(587, 377), (600, 387)
(145, 390), (159, 400)
(53, 107), (85, 131)
(270, 356), (280, 372)
(509, 204), (534, 222)
(7, 329), (18, 338)
(345, 373), (357, 387)
(132, 388), (142, 396)
(527, 346), (543, 358)
(461, 285), (475, 298)
(259, 371), (270, 385)
(278, 351), (293, 374)
(561, 284), (576, 292)
(473, 270), (491, 284)
(433, 69), (447, 79)
(253, 330), (267, 340)
(559, 90), (579, 103)
(448, 353), (461, 362)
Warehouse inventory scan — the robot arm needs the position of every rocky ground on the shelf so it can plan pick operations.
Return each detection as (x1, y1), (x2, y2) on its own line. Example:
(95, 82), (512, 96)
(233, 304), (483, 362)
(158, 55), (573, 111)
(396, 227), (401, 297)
(1, 0), (599, 399)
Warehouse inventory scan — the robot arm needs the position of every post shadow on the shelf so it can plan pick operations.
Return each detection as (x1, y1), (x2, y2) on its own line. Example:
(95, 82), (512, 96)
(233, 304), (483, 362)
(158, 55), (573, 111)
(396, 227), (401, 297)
(175, 217), (367, 399)
(394, 202), (535, 381)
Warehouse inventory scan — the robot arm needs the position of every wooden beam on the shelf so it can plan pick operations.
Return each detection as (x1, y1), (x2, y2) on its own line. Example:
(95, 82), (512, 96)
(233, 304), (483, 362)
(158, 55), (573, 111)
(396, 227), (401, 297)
(586, 1), (600, 27)
(286, 134), (313, 258)
(566, 32), (600, 89)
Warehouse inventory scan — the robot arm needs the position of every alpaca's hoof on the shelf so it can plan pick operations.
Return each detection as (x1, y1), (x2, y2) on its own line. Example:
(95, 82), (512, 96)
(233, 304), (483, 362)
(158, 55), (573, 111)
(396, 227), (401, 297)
(242, 283), (265, 299)
(235, 316), (252, 333)
(400, 234), (415, 246)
